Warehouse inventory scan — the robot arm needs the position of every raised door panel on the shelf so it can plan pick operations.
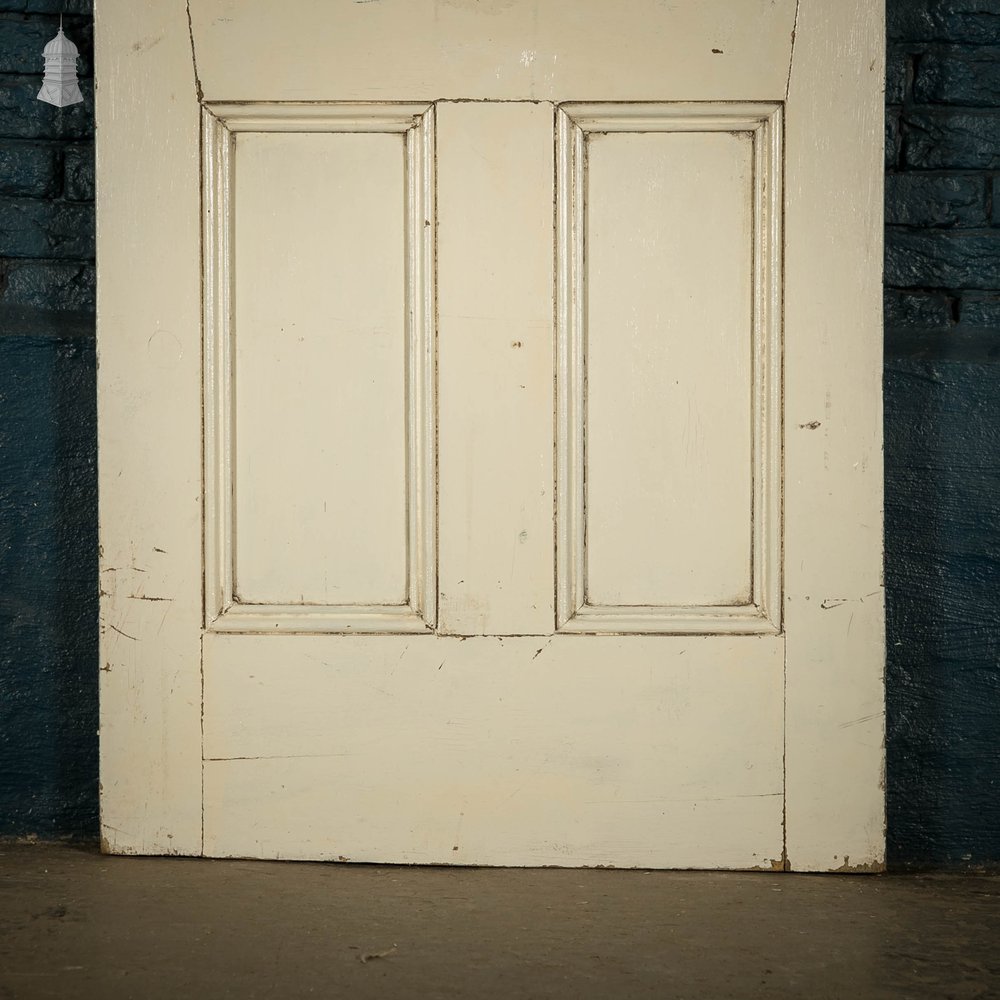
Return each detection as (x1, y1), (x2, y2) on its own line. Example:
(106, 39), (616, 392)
(203, 105), (435, 633)
(556, 105), (782, 634)
(233, 131), (406, 606)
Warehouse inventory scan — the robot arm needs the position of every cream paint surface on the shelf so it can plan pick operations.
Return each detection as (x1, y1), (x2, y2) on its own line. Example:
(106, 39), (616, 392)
(97, 0), (204, 855)
(201, 104), (437, 634)
(554, 103), (783, 636)
(99, 0), (884, 870)
(437, 102), (554, 636)
(202, 633), (784, 868)
(585, 131), (753, 608)
(232, 132), (407, 607)
(188, 0), (799, 102)
(782, 0), (887, 871)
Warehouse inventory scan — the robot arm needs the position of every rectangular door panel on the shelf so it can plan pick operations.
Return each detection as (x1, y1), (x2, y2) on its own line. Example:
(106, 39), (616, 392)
(202, 632), (785, 869)
(233, 130), (407, 607)
(586, 129), (753, 607)
(203, 105), (436, 633)
(556, 105), (782, 634)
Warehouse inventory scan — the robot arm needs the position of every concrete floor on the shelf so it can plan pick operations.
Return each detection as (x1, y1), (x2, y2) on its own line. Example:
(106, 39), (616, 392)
(0, 843), (998, 999)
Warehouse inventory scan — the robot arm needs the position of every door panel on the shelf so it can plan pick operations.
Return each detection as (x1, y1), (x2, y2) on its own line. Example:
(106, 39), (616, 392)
(203, 105), (436, 633)
(584, 129), (754, 609)
(555, 104), (782, 634)
(98, 0), (885, 870)
(202, 632), (784, 868)
(232, 130), (408, 607)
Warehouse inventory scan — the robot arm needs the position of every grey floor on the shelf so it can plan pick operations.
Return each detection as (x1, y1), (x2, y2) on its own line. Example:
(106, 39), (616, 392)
(0, 843), (998, 999)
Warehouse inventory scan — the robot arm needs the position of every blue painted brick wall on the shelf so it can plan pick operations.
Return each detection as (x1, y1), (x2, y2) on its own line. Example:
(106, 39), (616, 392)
(885, 2), (1000, 345)
(1, 1), (999, 866)
(0, 4), (94, 315)
(885, 0), (1000, 870)
(0, 0), (97, 839)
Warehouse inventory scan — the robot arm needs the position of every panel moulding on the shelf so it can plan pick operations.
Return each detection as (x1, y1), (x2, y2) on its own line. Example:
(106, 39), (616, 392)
(202, 103), (436, 634)
(555, 102), (783, 635)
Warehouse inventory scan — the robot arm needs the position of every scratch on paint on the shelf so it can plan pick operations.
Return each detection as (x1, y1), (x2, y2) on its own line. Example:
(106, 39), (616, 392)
(131, 34), (164, 53)
(838, 712), (883, 730)
(531, 639), (552, 661)
(820, 598), (848, 610)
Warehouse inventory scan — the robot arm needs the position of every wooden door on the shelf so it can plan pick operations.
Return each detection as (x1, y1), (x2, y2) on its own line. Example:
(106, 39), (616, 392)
(97, 0), (886, 871)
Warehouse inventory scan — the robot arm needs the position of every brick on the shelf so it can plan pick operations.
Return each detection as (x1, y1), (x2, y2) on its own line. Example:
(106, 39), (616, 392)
(0, 75), (92, 140)
(885, 229), (1000, 289)
(884, 288), (956, 329)
(0, 302), (94, 336)
(885, 174), (988, 227)
(0, 196), (93, 258)
(904, 109), (1000, 169)
(886, 109), (902, 170)
(959, 294), (1000, 328)
(914, 48), (1000, 107)
(888, 0), (1000, 45)
(888, 2), (936, 41)
(942, 4), (1000, 45)
(0, 140), (57, 196)
(886, 45), (912, 105)
(0, 258), (94, 310)
(0, 15), (92, 77)
(62, 143), (91, 201)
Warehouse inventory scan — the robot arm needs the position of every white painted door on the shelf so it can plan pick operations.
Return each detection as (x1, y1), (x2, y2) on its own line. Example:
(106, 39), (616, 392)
(97, 0), (886, 871)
